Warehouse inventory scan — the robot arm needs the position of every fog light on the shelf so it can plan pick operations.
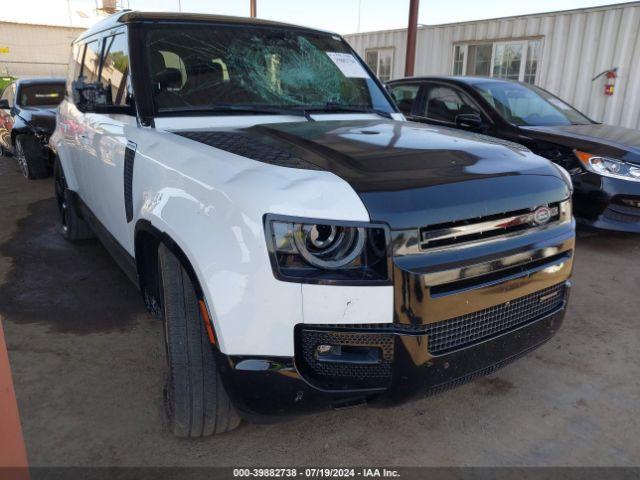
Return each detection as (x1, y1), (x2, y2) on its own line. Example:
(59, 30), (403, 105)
(317, 344), (336, 354)
(315, 344), (381, 364)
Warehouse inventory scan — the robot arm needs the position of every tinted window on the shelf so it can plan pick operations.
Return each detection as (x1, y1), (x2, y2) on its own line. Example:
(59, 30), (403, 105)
(389, 84), (419, 115)
(18, 83), (65, 107)
(472, 82), (591, 126)
(82, 39), (102, 83)
(100, 34), (132, 106)
(424, 85), (479, 123)
(145, 25), (394, 114)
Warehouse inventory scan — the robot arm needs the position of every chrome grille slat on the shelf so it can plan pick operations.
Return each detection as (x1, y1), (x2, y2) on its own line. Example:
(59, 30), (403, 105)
(419, 202), (566, 250)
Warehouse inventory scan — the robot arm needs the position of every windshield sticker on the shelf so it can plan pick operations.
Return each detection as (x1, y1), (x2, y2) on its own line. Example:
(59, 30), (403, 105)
(326, 52), (370, 78)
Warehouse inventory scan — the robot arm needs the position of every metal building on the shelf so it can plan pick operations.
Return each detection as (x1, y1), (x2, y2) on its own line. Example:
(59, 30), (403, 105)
(345, 2), (640, 129)
(0, 21), (84, 78)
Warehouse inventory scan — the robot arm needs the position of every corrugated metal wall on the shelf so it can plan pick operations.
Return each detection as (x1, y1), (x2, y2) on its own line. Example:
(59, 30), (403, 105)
(346, 2), (640, 129)
(0, 22), (84, 78)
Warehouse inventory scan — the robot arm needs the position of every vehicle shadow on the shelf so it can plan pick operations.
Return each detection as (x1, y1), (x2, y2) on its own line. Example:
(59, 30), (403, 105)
(0, 196), (146, 334)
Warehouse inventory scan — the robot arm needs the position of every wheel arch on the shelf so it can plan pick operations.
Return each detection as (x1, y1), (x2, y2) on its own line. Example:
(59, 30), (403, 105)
(134, 219), (208, 318)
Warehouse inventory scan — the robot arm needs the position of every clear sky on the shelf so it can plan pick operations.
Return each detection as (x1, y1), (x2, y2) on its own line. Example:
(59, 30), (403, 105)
(1, 0), (638, 34)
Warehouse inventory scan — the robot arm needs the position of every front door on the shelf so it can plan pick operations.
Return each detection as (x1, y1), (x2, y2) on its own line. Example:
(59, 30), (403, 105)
(415, 83), (490, 133)
(80, 30), (137, 254)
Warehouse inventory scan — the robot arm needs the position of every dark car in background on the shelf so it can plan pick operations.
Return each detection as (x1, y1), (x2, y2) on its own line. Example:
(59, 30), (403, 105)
(387, 76), (640, 232)
(0, 78), (65, 179)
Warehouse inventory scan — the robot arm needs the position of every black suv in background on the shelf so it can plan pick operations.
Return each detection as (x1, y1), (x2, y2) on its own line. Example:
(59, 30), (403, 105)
(388, 76), (640, 233)
(0, 78), (65, 179)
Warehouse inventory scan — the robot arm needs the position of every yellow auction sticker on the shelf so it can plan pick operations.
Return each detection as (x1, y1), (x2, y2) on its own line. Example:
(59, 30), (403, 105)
(0, 46), (9, 54)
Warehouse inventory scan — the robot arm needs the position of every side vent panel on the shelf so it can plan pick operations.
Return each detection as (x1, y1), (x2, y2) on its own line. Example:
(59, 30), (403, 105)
(124, 141), (137, 223)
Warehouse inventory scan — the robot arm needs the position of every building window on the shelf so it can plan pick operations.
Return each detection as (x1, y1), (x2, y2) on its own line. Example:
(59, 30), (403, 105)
(452, 39), (542, 84)
(452, 45), (464, 75)
(492, 42), (523, 81)
(467, 44), (492, 76)
(365, 48), (394, 82)
(524, 40), (541, 84)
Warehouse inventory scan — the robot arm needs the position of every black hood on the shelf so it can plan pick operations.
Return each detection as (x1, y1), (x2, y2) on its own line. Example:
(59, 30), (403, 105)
(177, 120), (570, 229)
(521, 123), (640, 164)
(17, 107), (57, 134)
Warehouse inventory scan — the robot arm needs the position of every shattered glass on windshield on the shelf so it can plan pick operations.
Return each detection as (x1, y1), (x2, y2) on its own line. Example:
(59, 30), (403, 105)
(146, 25), (391, 113)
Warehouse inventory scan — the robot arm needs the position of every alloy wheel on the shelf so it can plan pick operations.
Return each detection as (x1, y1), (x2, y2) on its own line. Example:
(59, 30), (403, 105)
(15, 140), (28, 178)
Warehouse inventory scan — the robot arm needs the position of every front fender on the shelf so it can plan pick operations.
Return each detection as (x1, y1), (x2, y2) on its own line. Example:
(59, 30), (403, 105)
(127, 126), (373, 357)
(135, 189), (304, 357)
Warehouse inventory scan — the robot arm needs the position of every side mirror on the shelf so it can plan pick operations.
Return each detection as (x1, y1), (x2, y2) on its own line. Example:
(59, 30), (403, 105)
(73, 77), (109, 113)
(455, 113), (483, 129)
(0, 99), (10, 109)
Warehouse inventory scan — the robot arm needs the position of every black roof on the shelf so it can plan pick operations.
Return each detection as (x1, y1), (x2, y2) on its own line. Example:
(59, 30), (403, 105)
(77, 10), (334, 42)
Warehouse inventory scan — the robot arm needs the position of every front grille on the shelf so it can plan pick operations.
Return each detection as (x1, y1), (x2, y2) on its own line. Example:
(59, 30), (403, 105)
(419, 203), (561, 250)
(423, 283), (566, 355)
(318, 283), (567, 355)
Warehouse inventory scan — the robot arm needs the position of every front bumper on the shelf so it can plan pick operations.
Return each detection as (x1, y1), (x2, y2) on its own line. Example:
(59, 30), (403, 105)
(573, 173), (640, 232)
(217, 213), (575, 419)
(217, 283), (569, 419)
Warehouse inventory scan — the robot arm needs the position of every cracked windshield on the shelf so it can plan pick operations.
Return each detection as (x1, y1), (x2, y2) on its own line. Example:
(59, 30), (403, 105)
(146, 25), (394, 114)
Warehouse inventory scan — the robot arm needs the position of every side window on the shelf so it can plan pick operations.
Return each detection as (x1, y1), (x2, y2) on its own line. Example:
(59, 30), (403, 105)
(389, 84), (420, 115)
(100, 33), (132, 106)
(66, 43), (84, 96)
(82, 39), (103, 84)
(424, 85), (480, 123)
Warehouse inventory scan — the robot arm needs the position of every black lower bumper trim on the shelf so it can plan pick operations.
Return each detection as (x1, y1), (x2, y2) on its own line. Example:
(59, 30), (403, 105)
(217, 301), (567, 419)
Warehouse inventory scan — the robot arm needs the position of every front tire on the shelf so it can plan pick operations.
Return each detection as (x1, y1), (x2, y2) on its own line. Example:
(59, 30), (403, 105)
(158, 244), (241, 437)
(15, 134), (49, 179)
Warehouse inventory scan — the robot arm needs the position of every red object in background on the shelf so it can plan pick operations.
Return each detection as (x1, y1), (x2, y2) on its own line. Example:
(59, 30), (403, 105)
(0, 319), (29, 480)
(604, 69), (617, 96)
(592, 67), (618, 96)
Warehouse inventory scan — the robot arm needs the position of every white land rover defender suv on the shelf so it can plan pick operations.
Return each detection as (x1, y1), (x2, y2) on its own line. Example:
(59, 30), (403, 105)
(52, 11), (575, 437)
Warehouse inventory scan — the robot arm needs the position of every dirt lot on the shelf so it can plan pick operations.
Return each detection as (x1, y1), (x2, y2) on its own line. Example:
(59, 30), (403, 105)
(0, 155), (638, 467)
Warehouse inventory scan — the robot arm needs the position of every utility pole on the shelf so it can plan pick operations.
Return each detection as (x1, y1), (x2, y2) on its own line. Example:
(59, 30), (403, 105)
(250, 0), (257, 17)
(177, 0), (181, 12)
(404, 0), (420, 77)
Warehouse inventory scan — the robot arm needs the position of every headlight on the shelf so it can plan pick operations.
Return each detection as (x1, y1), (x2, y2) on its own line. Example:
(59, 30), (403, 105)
(265, 215), (390, 285)
(575, 150), (640, 182)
